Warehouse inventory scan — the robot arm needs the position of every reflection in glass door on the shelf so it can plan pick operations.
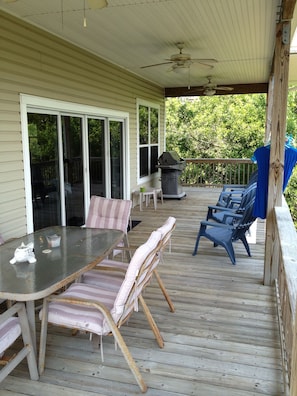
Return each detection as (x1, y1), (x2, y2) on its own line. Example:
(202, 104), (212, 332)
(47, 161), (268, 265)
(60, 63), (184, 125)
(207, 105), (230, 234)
(62, 116), (84, 226)
(28, 114), (84, 229)
(88, 118), (106, 197)
(110, 120), (123, 199)
(28, 112), (125, 231)
(28, 113), (61, 230)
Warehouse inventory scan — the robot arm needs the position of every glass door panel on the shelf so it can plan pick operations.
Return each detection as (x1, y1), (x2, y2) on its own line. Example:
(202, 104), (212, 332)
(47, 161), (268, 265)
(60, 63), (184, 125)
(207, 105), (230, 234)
(88, 118), (106, 197)
(28, 113), (61, 230)
(62, 116), (84, 226)
(110, 120), (123, 199)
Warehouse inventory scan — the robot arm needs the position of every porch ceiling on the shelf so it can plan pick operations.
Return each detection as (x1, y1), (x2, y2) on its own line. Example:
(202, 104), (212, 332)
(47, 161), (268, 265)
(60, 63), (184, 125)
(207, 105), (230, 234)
(1, 0), (297, 94)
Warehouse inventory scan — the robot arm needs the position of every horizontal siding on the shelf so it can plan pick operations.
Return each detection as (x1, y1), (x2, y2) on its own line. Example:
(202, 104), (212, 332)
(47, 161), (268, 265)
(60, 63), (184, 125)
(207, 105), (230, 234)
(0, 10), (165, 239)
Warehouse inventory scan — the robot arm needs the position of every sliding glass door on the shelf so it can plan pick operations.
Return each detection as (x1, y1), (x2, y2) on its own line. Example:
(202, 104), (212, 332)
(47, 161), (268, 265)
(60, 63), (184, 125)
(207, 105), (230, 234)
(27, 111), (126, 231)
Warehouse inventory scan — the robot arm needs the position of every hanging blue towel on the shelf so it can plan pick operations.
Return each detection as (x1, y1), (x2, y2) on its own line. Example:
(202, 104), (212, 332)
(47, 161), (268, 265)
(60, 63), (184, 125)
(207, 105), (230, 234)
(252, 145), (297, 219)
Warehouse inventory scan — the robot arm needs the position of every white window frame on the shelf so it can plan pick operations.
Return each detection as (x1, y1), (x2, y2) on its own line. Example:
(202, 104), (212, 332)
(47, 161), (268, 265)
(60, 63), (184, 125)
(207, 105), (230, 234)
(137, 99), (160, 184)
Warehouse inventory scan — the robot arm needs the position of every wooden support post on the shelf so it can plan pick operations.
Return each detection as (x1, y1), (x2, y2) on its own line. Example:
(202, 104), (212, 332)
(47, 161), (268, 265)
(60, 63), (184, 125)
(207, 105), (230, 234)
(265, 74), (274, 144)
(264, 21), (291, 285)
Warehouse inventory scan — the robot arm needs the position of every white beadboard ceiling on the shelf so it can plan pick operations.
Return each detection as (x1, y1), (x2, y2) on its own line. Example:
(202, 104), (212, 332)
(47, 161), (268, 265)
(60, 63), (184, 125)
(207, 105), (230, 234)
(1, 0), (297, 89)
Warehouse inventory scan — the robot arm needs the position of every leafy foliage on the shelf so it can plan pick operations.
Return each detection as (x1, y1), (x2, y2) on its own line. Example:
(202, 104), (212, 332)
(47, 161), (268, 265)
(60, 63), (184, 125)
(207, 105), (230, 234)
(166, 92), (297, 225)
(166, 95), (266, 159)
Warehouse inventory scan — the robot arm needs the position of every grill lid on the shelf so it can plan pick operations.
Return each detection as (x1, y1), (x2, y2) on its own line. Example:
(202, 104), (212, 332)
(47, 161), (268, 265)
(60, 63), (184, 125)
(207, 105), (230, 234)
(158, 151), (185, 166)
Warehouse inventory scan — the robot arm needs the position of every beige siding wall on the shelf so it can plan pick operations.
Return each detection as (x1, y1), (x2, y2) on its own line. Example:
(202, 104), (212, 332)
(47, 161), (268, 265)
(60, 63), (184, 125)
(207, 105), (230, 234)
(0, 11), (165, 240)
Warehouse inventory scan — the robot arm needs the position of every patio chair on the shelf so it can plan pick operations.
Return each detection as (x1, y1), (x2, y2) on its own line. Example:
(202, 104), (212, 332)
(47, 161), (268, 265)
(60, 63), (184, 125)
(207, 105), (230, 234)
(216, 170), (258, 208)
(83, 216), (177, 312)
(207, 181), (257, 225)
(0, 302), (39, 382)
(38, 230), (164, 393)
(193, 197), (256, 265)
(85, 195), (132, 258)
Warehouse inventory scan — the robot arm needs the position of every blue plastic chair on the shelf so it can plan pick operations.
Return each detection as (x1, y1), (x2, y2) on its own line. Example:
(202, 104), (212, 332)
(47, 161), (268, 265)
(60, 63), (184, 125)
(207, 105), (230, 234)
(193, 197), (256, 265)
(216, 170), (258, 208)
(206, 181), (257, 225)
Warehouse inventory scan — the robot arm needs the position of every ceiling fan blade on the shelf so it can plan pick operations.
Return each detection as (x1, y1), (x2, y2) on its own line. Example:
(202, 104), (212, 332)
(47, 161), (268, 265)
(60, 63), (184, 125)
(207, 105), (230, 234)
(192, 58), (218, 63)
(216, 86), (234, 91)
(189, 86), (205, 91)
(193, 62), (214, 69)
(191, 59), (217, 69)
(140, 61), (173, 69)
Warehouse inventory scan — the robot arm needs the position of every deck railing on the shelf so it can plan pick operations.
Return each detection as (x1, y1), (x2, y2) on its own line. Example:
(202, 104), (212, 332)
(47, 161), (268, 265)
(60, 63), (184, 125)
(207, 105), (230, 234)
(274, 204), (297, 395)
(181, 158), (257, 187)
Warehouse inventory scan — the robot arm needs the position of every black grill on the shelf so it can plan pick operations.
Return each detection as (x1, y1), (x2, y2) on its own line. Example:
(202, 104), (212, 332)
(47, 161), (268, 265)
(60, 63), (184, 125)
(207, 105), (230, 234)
(158, 151), (186, 199)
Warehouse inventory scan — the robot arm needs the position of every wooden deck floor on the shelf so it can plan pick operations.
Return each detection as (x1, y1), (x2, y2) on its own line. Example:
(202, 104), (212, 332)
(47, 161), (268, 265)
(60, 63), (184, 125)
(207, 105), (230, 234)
(1, 188), (284, 395)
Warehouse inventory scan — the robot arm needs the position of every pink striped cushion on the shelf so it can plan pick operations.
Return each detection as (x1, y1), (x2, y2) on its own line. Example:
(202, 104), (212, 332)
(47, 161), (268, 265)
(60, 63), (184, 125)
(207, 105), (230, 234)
(0, 317), (21, 356)
(111, 231), (161, 324)
(156, 216), (176, 246)
(96, 258), (129, 270)
(43, 283), (118, 335)
(82, 269), (124, 290)
(86, 196), (132, 233)
(43, 231), (162, 335)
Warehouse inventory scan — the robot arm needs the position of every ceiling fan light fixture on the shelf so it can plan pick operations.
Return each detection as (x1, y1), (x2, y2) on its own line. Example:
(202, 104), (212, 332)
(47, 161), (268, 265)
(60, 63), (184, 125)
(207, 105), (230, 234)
(173, 65), (190, 74)
(204, 88), (216, 96)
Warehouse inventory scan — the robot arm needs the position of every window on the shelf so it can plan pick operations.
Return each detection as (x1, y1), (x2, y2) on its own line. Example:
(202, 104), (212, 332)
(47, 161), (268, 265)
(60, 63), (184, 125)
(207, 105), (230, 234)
(138, 102), (159, 179)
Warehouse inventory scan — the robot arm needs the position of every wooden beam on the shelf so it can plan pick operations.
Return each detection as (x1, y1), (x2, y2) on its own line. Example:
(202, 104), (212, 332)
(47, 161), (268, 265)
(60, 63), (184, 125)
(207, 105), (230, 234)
(282, 0), (297, 20)
(265, 75), (274, 143)
(165, 83), (268, 97)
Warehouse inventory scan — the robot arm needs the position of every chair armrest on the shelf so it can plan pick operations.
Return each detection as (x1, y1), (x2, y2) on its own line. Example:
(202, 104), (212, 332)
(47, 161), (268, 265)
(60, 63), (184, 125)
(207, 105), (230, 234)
(222, 184), (246, 191)
(200, 220), (232, 229)
(208, 204), (235, 212)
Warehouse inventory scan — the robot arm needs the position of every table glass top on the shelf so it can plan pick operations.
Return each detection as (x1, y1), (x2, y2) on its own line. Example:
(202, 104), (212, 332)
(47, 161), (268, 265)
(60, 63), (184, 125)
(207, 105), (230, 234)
(0, 226), (123, 299)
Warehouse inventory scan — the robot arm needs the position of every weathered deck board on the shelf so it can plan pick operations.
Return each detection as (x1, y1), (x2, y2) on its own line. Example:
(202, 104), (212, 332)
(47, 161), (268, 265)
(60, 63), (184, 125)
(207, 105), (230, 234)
(0, 188), (284, 395)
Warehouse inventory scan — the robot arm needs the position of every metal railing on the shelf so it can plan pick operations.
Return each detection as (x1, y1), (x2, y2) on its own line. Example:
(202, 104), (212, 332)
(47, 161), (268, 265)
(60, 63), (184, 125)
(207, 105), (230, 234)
(181, 158), (257, 187)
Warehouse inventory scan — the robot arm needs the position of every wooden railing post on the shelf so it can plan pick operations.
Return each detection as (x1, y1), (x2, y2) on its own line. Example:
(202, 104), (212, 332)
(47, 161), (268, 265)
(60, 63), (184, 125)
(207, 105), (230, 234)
(291, 308), (297, 396)
(264, 21), (291, 286)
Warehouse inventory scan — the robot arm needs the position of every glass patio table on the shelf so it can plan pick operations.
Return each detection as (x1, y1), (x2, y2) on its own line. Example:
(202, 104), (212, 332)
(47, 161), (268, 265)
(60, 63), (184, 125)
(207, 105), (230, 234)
(0, 226), (124, 352)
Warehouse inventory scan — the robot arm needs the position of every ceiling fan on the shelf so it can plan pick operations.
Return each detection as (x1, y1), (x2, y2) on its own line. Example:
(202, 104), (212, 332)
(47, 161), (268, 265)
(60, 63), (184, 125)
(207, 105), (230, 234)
(194, 76), (234, 96)
(140, 43), (217, 74)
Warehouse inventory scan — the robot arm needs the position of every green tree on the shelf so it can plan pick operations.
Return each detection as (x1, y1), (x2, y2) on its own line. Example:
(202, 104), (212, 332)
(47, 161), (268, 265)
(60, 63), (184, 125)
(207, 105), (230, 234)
(166, 91), (297, 226)
(166, 95), (266, 159)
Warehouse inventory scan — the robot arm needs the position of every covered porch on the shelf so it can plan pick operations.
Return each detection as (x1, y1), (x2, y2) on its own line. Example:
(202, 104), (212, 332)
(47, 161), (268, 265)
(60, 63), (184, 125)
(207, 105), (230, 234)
(0, 187), (284, 395)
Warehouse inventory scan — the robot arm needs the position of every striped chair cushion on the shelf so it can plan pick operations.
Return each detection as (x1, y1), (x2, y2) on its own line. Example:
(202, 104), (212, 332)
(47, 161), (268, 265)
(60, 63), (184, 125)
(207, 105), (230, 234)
(83, 227), (163, 290)
(43, 231), (162, 336)
(86, 196), (132, 233)
(111, 231), (161, 324)
(156, 216), (176, 250)
(0, 317), (21, 356)
(82, 269), (124, 290)
(43, 283), (118, 335)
